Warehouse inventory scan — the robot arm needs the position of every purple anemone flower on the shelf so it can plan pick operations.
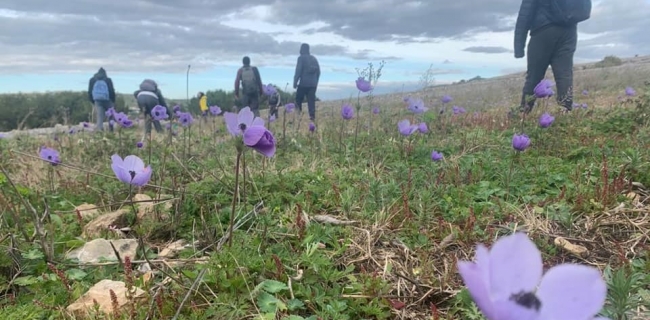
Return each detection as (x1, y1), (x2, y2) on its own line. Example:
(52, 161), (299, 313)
(441, 95), (453, 104)
(458, 232), (608, 320)
(397, 119), (419, 136)
(119, 118), (133, 128)
(407, 98), (428, 114)
(512, 134), (531, 152)
(355, 77), (372, 92)
(341, 104), (354, 120)
(263, 84), (277, 96)
(111, 154), (152, 187)
(39, 146), (61, 166)
(178, 112), (194, 127)
(418, 122), (429, 133)
(539, 113), (555, 128)
(285, 103), (295, 114)
(582, 90), (589, 96)
(173, 105), (181, 113)
(452, 106), (466, 115)
(625, 87), (636, 96)
(209, 105), (222, 116)
(372, 106), (380, 114)
(309, 122), (316, 132)
(431, 150), (443, 162)
(534, 79), (555, 98)
(136, 141), (144, 149)
(151, 105), (169, 121)
(224, 107), (275, 157)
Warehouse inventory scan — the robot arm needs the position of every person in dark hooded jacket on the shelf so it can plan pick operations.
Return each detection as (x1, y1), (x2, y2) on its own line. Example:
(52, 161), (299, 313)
(513, 0), (590, 114)
(87, 67), (116, 131)
(293, 43), (321, 122)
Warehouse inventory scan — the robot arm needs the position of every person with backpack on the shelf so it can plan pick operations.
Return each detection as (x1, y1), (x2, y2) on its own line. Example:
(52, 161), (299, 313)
(234, 56), (264, 117)
(87, 67), (116, 131)
(514, 0), (591, 114)
(293, 43), (321, 122)
(133, 79), (168, 134)
(268, 86), (281, 120)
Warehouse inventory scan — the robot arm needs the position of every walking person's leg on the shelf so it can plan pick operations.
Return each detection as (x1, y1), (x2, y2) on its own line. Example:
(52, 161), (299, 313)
(95, 101), (106, 131)
(295, 86), (306, 114)
(306, 87), (317, 121)
(550, 26), (578, 111)
(249, 94), (260, 117)
(519, 27), (556, 113)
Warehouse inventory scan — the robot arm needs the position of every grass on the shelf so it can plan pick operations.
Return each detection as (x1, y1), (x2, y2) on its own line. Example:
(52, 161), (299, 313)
(0, 72), (649, 320)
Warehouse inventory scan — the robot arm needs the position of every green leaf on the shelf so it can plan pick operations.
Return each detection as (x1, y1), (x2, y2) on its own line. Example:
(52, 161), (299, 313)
(257, 292), (287, 314)
(65, 268), (88, 281)
(66, 239), (86, 249)
(260, 279), (288, 294)
(23, 249), (44, 260)
(283, 316), (306, 320)
(13, 276), (38, 286)
(49, 214), (63, 228)
(286, 299), (305, 311)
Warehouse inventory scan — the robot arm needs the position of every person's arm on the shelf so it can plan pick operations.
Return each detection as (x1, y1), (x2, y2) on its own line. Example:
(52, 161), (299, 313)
(107, 78), (116, 103)
(514, 0), (536, 58)
(254, 67), (263, 95)
(276, 94), (282, 107)
(234, 68), (242, 97)
(88, 78), (95, 102)
(293, 56), (303, 88)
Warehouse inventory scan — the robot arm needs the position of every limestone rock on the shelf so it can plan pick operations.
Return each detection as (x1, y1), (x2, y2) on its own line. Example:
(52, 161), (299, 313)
(66, 238), (139, 264)
(75, 203), (100, 220)
(66, 279), (145, 318)
(82, 209), (129, 239)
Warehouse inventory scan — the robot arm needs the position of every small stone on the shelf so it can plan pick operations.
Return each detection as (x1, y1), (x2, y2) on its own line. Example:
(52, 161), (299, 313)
(66, 238), (139, 264)
(554, 237), (589, 258)
(66, 279), (145, 318)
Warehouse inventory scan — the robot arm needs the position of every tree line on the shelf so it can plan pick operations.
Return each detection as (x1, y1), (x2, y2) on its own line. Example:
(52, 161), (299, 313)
(0, 88), (318, 131)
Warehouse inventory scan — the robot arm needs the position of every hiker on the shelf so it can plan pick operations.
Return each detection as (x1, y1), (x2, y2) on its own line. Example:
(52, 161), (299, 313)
(234, 56), (264, 117)
(293, 43), (321, 122)
(133, 79), (168, 134)
(198, 91), (208, 121)
(87, 67), (116, 131)
(268, 85), (281, 120)
(514, 0), (591, 113)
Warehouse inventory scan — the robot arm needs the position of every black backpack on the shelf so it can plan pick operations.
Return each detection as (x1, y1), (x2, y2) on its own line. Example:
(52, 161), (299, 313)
(268, 92), (279, 105)
(548, 0), (592, 25)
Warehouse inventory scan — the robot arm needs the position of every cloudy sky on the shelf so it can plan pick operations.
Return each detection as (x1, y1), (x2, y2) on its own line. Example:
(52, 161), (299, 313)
(0, 0), (648, 100)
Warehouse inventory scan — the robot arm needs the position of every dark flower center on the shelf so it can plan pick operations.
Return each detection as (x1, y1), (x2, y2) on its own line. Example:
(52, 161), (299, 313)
(239, 123), (246, 131)
(129, 170), (136, 180)
(155, 111), (159, 116)
(510, 291), (541, 311)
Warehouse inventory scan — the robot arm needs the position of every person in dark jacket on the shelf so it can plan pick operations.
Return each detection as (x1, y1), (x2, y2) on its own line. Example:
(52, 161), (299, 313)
(87, 67), (116, 131)
(514, 0), (581, 113)
(293, 43), (321, 122)
(133, 79), (167, 134)
(234, 56), (264, 117)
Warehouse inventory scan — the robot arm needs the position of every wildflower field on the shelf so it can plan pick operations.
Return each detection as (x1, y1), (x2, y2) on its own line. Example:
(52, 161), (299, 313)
(1, 64), (649, 319)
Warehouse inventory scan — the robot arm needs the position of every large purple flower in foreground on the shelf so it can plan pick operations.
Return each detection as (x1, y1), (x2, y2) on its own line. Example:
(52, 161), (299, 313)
(224, 107), (275, 157)
(39, 146), (61, 166)
(111, 154), (152, 187)
(355, 77), (372, 92)
(407, 98), (428, 114)
(512, 134), (531, 151)
(539, 113), (555, 128)
(458, 233), (609, 320)
(534, 79), (555, 98)
(625, 87), (636, 97)
(151, 105), (169, 121)
(341, 104), (354, 120)
(397, 119), (419, 136)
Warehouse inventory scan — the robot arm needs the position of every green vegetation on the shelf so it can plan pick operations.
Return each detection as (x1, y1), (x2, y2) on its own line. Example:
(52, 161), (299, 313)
(0, 73), (648, 319)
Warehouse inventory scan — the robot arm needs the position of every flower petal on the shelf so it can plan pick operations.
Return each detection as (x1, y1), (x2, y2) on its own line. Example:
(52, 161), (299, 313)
(491, 299), (539, 320)
(251, 116), (265, 127)
(243, 126), (275, 157)
(488, 233), (543, 301)
(458, 260), (497, 320)
(243, 125), (264, 146)
(224, 112), (240, 136)
(131, 166), (153, 187)
(123, 155), (145, 172)
(110, 155), (131, 184)
(536, 264), (607, 320)
(238, 107), (254, 127)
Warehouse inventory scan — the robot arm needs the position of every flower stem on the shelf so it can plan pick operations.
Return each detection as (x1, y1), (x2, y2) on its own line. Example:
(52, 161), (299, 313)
(228, 150), (242, 247)
(128, 184), (138, 226)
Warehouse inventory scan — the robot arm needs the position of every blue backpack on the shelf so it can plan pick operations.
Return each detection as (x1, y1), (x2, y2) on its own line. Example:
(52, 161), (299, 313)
(548, 0), (592, 25)
(92, 79), (110, 101)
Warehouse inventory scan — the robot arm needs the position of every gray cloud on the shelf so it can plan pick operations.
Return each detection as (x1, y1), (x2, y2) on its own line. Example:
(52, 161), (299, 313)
(463, 46), (512, 54)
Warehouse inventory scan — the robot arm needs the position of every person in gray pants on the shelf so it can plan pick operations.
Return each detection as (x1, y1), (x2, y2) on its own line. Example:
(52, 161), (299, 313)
(514, 0), (588, 113)
(133, 79), (168, 134)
